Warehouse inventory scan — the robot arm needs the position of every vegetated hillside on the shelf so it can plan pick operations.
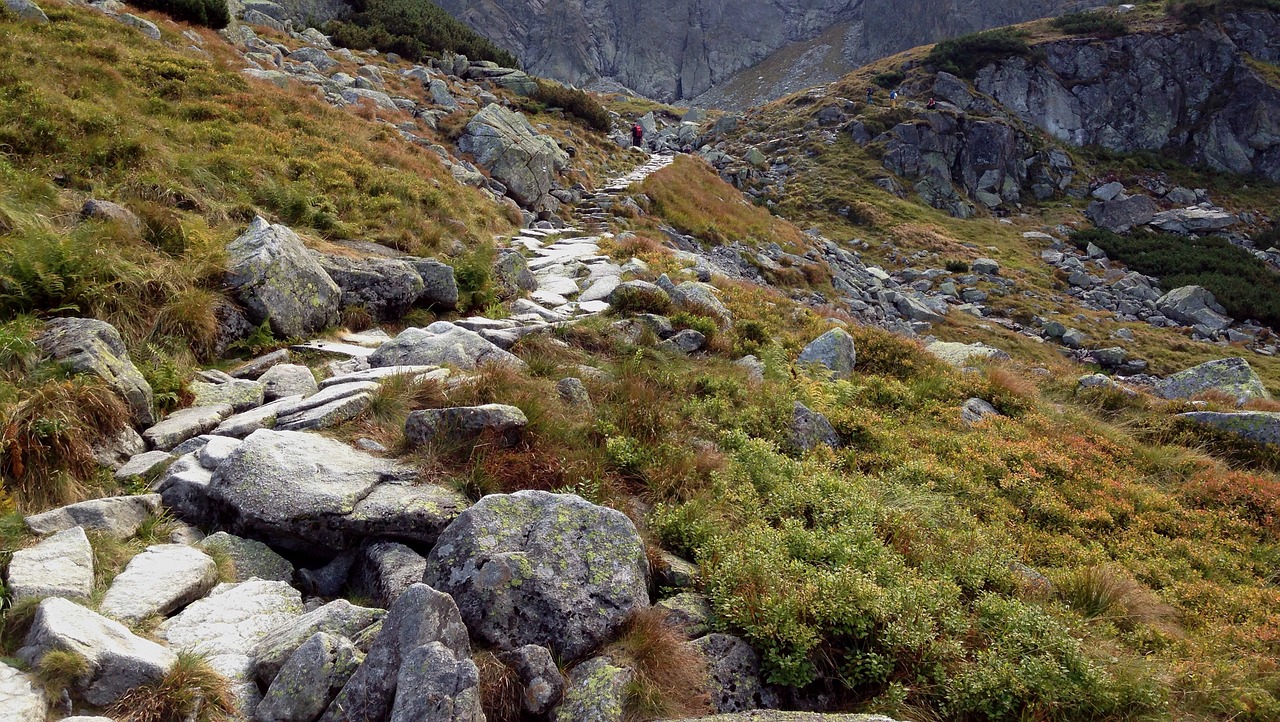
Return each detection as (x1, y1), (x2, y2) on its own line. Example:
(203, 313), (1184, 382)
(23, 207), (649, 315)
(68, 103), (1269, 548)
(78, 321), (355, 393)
(1, 3), (1280, 722)
(430, 0), (1100, 104)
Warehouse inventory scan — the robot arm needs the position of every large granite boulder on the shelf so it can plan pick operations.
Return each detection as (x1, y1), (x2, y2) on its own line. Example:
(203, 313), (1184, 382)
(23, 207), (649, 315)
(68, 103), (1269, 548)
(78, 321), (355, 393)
(316, 254), (426, 323)
(207, 429), (467, 553)
(18, 597), (177, 706)
(225, 217), (341, 338)
(4, 0), (48, 22)
(1179, 411), (1280, 445)
(256, 632), (362, 722)
(797, 328), (856, 379)
(423, 491), (649, 661)
(25, 494), (162, 538)
(258, 363), (319, 402)
(500, 644), (565, 716)
(0, 661), (46, 722)
(99, 544), (219, 624)
(1155, 285), (1233, 332)
(389, 641), (484, 722)
(1156, 357), (1270, 403)
(1084, 195), (1157, 232)
(369, 322), (524, 370)
(404, 404), (528, 449)
(35, 317), (155, 426)
(456, 105), (569, 211)
(5, 526), (94, 602)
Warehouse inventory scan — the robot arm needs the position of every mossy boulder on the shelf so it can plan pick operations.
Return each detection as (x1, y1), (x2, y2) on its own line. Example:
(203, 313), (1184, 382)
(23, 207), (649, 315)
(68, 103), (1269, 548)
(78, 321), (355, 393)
(424, 490), (650, 661)
(552, 656), (633, 722)
(1178, 411), (1280, 446)
(225, 217), (341, 338)
(35, 317), (156, 426)
(1156, 357), (1270, 403)
(797, 328), (856, 379)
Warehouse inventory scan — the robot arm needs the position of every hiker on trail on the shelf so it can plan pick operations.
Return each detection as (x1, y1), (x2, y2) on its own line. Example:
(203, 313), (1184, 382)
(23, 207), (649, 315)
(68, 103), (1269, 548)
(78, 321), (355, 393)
(926, 97), (937, 110)
(865, 87), (874, 105)
(890, 89), (899, 109)
(631, 122), (644, 149)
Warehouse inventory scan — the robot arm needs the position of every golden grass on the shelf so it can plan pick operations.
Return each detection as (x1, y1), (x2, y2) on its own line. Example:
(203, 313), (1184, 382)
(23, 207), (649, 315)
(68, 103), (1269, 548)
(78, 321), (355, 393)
(109, 651), (236, 722)
(609, 607), (712, 721)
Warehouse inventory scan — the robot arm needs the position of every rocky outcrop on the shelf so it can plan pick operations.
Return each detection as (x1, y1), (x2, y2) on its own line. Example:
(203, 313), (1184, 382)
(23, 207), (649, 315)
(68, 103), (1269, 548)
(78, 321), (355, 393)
(975, 10), (1280, 182)
(35, 317), (155, 426)
(797, 328), (856, 379)
(424, 491), (650, 661)
(225, 217), (341, 338)
(456, 105), (569, 212)
(1179, 411), (1280, 445)
(1156, 357), (1271, 403)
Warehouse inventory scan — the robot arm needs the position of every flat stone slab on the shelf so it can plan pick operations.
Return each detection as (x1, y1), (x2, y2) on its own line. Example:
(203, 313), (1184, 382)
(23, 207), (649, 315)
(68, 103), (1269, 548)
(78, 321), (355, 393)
(275, 391), (374, 431)
(292, 340), (376, 358)
(212, 395), (305, 438)
(6, 526), (94, 602)
(113, 450), (174, 482)
(25, 494), (162, 538)
(143, 405), (235, 451)
(190, 379), (266, 412)
(318, 365), (447, 389)
(198, 531), (295, 582)
(231, 349), (292, 379)
(537, 275), (580, 297)
(0, 661), (46, 722)
(578, 300), (610, 314)
(99, 544), (219, 624)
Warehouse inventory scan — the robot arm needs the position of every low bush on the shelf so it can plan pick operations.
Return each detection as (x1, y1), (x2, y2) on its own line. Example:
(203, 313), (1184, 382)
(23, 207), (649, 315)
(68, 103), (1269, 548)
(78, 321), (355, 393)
(1168, 0), (1280, 25)
(325, 0), (518, 67)
(1070, 229), (1280, 328)
(1050, 11), (1128, 38)
(926, 29), (1035, 79)
(945, 259), (969, 273)
(127, 0), (230, 29)
(871, 69), (905, 89)
(532, 80), (610, 132)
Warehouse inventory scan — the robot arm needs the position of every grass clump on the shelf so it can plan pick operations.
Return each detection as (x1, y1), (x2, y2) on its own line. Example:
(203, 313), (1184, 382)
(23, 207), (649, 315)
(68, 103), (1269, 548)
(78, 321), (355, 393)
(35, 648), (90, 697)
(1071, 229), (1280, 327)
(926, 29), (1035, 79)
(610, 607), (712, 720)
(325, 0), (519, 67)
(109, 651), (236, 722)
(128, 0), (230, 29)
(1050, 11), (1129, 38)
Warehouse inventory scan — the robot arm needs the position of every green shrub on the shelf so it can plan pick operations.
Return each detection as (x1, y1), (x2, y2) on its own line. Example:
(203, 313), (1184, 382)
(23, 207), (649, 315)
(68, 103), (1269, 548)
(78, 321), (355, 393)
(326, 0), (519, 68)
(670, 311), (717, 339)
(926, 29), (1035, 79)
(945, 259), (969, 273)
(871, 70), (905, 90)
(1256, 222), (1280, 249)
(127, 0), (230, 29)
(1050, 11), (1128, 38)
(1071, 229), (1280, 327)
(1168, 0), (1280, 25)
(531, 80), (610, 132)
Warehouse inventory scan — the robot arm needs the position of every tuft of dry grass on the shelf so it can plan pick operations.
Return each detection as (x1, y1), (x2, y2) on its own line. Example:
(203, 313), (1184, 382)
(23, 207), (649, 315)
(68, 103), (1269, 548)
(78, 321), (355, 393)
(609, 607), (712, 721)
(475, 650), (525, 722)
(1058, 566), (1179, 633)
(109, 651), (236, 722)
(35, 648), (90, 698)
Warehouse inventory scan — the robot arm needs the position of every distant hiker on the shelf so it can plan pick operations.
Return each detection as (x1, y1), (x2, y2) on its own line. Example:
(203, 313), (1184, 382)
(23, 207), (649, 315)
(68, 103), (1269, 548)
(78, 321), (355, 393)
(890, 89), (899, 109)
(926, 97), (937, 110)
(865, 87), (874, 104)
(631, 122), (644, 148)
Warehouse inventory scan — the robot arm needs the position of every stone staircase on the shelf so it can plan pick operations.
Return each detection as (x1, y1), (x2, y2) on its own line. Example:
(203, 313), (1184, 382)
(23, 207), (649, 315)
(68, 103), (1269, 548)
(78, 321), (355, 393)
(575, 153), (676, 233)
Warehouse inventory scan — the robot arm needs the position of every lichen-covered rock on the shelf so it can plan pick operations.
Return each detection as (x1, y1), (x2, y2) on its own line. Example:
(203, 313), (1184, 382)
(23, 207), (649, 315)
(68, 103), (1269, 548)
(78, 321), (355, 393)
(656, 591), (713, 638)
(404, 404), (528, 449)
(258, 364), (319, 401)
(349, 541), (429, 608)
(0, 660), (47, 722)
(198, 531), (295, 583)
(5, 526), (94, 602)
(1179, 411), (1280, 445)
(494, 249), (538, 298)
(925, 341), (1009, 367)
(960, 398), (1001, 424)
(787, 402), (841, 453)
(4, 0), (48, 22)
(1084, 195), (1158, 233)
(99, 544), (219, 624)
(692, 634), (781, 713)
(500, 644), (565, 716)
(456, 105), (569, 211)
(797, 329), (856, 379)
(225, 217), (341, 338)
(250, 600), (386, 686)
(670, 281), (733, 326)
(257, 632), (362, 722)
(406, 258), (460, 311)
(207, 429), (467, 553)
(319, 584), (471, 722)
(424, 490), (649, 661)
(555, 377), (592, 408)
(191, 379), (267, 412)
(389, 641), (484, 722)
(1156, 357), (1270, 403)
(1156, 285), (1233, 332)
(317, 254), (426, 322)
(370, 322), (524, 370)
(143, 405), (235, 451)
(552, 656), (633, 722)
(35, 317), (155, 426)
(81, 199), (142, 235)
(18, 597), (177, 706)
(24, 494), (162, 539)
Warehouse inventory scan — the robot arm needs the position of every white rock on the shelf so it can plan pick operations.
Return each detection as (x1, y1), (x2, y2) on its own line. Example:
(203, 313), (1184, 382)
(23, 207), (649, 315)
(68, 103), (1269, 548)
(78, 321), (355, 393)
(0, 661), (46, 722)
(99, 544), (218, 624)
(5, 526), (94, 602)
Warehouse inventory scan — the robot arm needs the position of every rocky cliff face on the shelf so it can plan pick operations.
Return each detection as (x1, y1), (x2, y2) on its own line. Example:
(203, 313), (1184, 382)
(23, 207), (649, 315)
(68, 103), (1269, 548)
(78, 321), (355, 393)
(975, 9), (1280, 181)
(432, 0), (1093, 104)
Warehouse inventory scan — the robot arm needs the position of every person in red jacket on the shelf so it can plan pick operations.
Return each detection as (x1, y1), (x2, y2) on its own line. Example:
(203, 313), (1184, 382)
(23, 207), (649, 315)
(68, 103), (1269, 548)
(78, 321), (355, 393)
(631, 122), (644, 149)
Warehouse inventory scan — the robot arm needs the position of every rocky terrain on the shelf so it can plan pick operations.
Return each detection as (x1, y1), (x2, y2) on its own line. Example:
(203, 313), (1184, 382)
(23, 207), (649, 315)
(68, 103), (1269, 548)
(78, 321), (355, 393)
(2, 2), (1280, 722)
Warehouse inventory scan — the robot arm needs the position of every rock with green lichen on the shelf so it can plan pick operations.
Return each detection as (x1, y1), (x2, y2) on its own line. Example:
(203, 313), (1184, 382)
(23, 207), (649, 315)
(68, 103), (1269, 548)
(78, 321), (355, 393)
(250, 600), (385, 686)
(404, 404), (528, 449)
(225, 217), (341, 338)
(1156, 357), (1270, 404)
(1178, 411), (1280, 445)
(349, 542), (429, 608)
(198, 531), (295, 583)
(256, 632), (361, 722)
(691, 634), (781, 713)
(35, 317), (155, 426)
(191, 379), (267, 412)
(797, 328), (856, 380)
(656, 592), (713, 638)
(424, 490), (650, 662)
(389, 641), (484, 722)
(552, 656), (633, 722)
(654, 550), (699, 589)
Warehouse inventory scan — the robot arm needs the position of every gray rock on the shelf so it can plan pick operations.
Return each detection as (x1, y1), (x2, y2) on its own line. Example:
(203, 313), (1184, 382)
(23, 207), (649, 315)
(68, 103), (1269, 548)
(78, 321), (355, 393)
(407, 258), (460, 310)
(389, 641), (484, 722)
(143, 405), (234, 451)
(81, 199), (141, 235)
(191, 379), (267, 412)
(93, 426), (147, 470)
(290, 47), (337, 72)
(925, 341), (1009, 367)
(1178, 411), (1280, 445)
(556, 377), (591, 408)
(114, 450), (174, 483)
(660, 328), (707, 354)
(404, 404), (527, 448)
(692, 634), (781, 713)
(5, 526), (94, 602)
(226, 217), (341, 338)
(35, 317), (155, 426)
(971, 258), (1000, 274)
(1091, 181), (1125, 201)
(4, 0), (48, 22)
(319, 584), (471, 722)
(317, 254), (426, 322)
(797, 328), (856, 379)
(212, 395), (304, 438)
(99, 544), (219, 624)
(494, 250), (538, 298)
(960, 398), (1001, 424)
(18, 597), (177, 706)
(657, 591), (713, 638)
(499, 645), (565, 716)
(117, 13), (160, 40)
(678, 714), (905, 721)
(788, 402), (841, 453)
(350, 542), (428, 608)
(0, 661), (45, 722)
(456, 105), (569, 211)
(250, 600), (386, 686)
(1061, 329), (1086, 349)
(25, 494), (161, 538)
(256, 632), (362, 722)
(273, 382), (376, 431)
(607, 280), (671, 309)
(895, 293), (946, 323)
(1092, 347), (1128, 368)
(1084, 194), (1158, 232)
(670, 281), (733, 325)
(156, 579), (304, 686)
(1156, 285), (1233, 332)
(232, 349), (293, 379)
(198, 531), (295, 583)
(1156, 357), (1270, 403)
(259, 364), (319, 401)
(1150, 206), (1237, 234)
(553, 656), (633, 722)
(370, 322), (524, 370)
(654, 550), (699, 589)
(734, 355), (766, 382)
(208, 429), (466, 553)
(423, 490), (649, 661)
